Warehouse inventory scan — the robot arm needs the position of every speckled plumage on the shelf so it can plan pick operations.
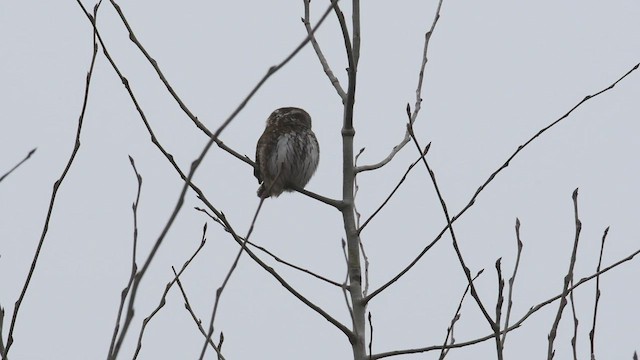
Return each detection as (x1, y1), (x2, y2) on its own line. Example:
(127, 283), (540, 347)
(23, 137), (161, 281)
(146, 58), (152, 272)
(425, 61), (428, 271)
(255, 107), (319, 198)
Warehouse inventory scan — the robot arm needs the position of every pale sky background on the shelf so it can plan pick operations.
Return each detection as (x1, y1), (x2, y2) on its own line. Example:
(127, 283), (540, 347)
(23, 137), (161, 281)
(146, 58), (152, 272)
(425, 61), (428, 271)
(1, 1), (639, 359)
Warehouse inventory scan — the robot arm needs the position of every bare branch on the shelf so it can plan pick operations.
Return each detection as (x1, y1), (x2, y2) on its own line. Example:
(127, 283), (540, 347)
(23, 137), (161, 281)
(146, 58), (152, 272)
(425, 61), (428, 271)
(1, 3), (99, 356)
(368, 312), (373, 360)
(358, 143), (430, 235)
(198, 198), (266, 359)
(569, 276), (579, 360)
(332, 1), (353, 73)
(352, 148), (370, 297)
(439, 270), (483, 360)
(107, 156), (142, 357)
(105, 0), (236, 164)
(172, 264), (226, 360)
(0, 307), (5, 358)
(494, 259), (505, 360)
(293, 185), (344, 209)
(340, 239), (356, 335)
(352, 0), (361, 66)
(354, 147), (365, 227)
(355, 137), (410, 174)
(109, 0), (337, 135)
(501, 218), (524, 346)
(365, 61), (640, 303)
(589, 227), (609, 360)
(0, 148), (37, 184)
(303, 0), (346, 100)
(132, 226), (209, 359)
(547, 189), (582, 360)
(359, 239), (370, 297)
(217, 333), (224, 360)
(250, 240), (344, 288)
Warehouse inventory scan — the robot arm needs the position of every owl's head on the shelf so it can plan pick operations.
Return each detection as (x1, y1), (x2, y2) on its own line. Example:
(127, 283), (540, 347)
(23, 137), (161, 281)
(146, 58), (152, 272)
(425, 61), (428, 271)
(266, 107), (312, 130)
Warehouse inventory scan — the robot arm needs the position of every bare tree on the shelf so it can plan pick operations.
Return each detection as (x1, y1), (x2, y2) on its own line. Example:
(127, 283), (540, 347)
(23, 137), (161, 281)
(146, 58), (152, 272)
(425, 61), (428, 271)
(1, 1), (639, 360)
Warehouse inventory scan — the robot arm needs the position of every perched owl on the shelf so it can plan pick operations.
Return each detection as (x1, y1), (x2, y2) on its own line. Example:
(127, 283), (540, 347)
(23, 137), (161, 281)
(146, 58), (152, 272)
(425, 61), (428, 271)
(255, 107), (320, 198)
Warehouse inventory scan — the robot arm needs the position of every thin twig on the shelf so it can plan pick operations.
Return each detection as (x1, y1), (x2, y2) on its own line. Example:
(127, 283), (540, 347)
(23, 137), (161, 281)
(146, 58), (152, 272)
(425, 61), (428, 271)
(0, 307), (5, 358)
(1, 3), (99, 357)
(292, 185), (344, 209)
(132, 225), (209, 359)
(547, 189), (582, 360)
(358, 143), (430, 235)
(107, 155), (142, 357)
(331, 1), (353, 72)
(439, 270), (483, 360)
(249, 240), (344, 288)
(354, 147), (365, 228)
(589, 227), (609, 360)
(570, 276), (579, 360)
(501, 218), (524, 346)
(0, 148), (37, 184)
(103, 2), (255, 166)
(198, 198), (266, 359)
(340, 239), (356, 333)
(353, 148), (370, 296)
(303, 0), (346, 100)
(217, 333), (224, 360)
(494, 259), (505, 360)
(359, 239), (370, 297)
(172, 266), (225, 360)
(365, 61), (640, 303)
(352, 0), (361, 66)
(368, 312), (373, 360)
(356, 0), (444, 174)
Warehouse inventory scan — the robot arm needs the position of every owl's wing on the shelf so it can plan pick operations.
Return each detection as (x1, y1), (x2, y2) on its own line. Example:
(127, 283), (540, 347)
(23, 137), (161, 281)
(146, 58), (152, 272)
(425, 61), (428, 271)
(254, 134), (263, 182)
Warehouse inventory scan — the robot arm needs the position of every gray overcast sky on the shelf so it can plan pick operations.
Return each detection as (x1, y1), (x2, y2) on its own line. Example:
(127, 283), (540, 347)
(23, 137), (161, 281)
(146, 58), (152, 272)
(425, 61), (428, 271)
(1, 1), (639, 359)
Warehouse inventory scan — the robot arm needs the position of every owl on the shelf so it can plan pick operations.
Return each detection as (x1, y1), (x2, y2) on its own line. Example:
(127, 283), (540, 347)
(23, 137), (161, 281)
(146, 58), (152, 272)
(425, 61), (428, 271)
(255, 107), (320, 198)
